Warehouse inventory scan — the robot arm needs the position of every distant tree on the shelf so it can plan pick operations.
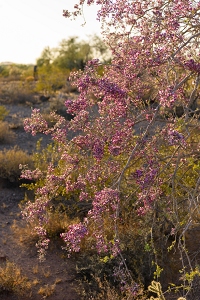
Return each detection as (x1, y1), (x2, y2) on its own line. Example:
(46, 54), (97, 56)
(36, 36), (110, 74)
(52, 36), (91, 71)
(90, 34), (111, 63)
(36, 47), (54, 68)
(0, 65), (9, 77)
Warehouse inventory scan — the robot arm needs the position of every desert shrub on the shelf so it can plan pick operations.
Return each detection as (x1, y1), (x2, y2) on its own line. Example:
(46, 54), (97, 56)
(0, 81), (37, 104)
(0, 260), (31, 296)
(8, 90), (36, 104)
(148, 281), (187, 300)
(21, 1), (200, 299)
(8, 66), (22, 81)
(0, 64), (33, 82)
(0, 147), (33, 182)
(34, 65), (68, 94)
(78, 275), (146, 300)
(22, 108), (200, 295)
(20, 140), (82, 229)
(25, 76), (35, 82)
(0, 105), (9, 121)
(18, 65), (34, 80)
(0, 65), (9, 78)
(0, 121), (16, 143)
(75, 250), (145, 299)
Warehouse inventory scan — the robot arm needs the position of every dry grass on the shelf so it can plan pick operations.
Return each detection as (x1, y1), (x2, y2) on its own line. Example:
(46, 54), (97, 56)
(40, 112), (57, 127)
(46, 210), (76, 238)
(11, 208), (76, 248)
(0, 105), (9, 121)
(9, 90), (37, 104)
(11, 219), (39, 246)
(42, 268), (51, 278)
(32, 264), (39, 275)
(32, 278), (40, 286)
(0, 146), (33, 182)
(0, 80), (38, 104)
(0, 260), (32, 297)
(78, 275), (147, 300)
(0, 121), (16, 143)
(38, 283), (56, 298)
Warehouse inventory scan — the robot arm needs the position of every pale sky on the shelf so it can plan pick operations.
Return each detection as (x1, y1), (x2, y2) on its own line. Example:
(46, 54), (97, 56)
(0, 0), (101, 64)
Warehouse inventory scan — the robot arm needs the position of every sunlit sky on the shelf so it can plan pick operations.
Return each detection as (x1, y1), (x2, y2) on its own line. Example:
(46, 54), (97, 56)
(0, 0), (101, 65)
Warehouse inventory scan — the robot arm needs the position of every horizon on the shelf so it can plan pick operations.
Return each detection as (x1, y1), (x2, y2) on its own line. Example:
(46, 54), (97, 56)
(0, 0), (101, 65)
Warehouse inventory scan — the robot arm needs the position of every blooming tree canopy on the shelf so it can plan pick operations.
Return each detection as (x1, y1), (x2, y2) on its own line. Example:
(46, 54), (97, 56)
(22, 0), (200, 297)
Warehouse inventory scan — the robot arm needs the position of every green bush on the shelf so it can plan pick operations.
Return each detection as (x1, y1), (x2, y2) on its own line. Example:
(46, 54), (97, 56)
(34, 65), (68, 93)
(0, 65), (9, 78)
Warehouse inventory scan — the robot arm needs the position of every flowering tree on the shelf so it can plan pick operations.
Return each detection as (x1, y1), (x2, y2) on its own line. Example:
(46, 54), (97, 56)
(22, 0), (200, 298)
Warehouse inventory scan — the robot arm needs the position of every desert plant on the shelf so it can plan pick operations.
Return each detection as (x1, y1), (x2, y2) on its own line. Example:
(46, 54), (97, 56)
(34, 65), (68, 94)
(25, 76), (35, 82)
(22, 0), (200, 298)
(0, 80), (37, 104)
(148, 281), (186, 300)
(0, 105), (9, 121)
(9, 90), (36, 104)
(38, 283), (56, 298)
(0, 260), (31, 297)
(0, 146), (33, 182)
(46, 208), (78, 238)
(52, 37), (91, 71)
(0, 65), (9, 78)
(0, 121), (16, 143)
(78, 275), (146, 300)
(11, 218), (39, 246)
(8, 65), (22, 81)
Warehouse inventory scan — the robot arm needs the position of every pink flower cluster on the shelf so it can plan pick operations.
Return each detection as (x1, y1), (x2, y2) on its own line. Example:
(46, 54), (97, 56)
(24, 109), (48, 136)
(167, 129), (185, 146)
(185, 59), (200, 74)
(88, 188), (120, 255)
(60, 222), (88, 255)
(134, 161), (159, 189)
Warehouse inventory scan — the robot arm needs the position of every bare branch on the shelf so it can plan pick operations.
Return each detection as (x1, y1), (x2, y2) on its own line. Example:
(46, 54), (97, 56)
(171, 32), (200, 59)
